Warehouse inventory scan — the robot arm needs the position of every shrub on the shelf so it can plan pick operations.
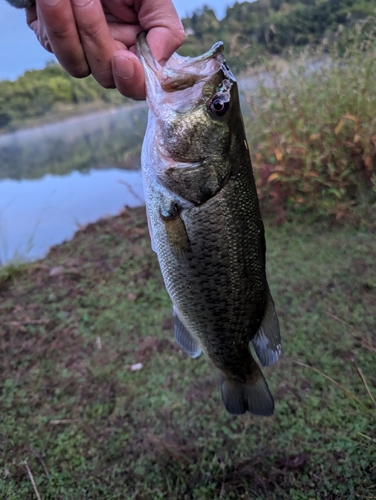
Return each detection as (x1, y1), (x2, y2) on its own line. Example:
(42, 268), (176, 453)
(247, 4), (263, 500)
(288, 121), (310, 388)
(247, 20), (376, 220)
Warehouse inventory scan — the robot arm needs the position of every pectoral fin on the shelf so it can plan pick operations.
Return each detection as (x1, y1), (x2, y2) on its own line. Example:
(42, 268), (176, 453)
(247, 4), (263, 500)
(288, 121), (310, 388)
(162, 214), (190, 256)
(173, 307), (202, 358)
(159, 201), (190, 257)
(252, 287), (281, 367)
(146, 210), (157, 253)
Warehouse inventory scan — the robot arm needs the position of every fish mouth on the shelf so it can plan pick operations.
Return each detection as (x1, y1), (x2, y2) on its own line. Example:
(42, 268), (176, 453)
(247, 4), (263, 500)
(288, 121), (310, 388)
(136, 32), (235, 115)
(136, 32), (226, 93)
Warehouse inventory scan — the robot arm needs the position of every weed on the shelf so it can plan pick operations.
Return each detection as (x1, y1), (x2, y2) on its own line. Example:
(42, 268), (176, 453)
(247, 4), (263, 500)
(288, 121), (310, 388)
(0, 259), (29, 284)
(247, 17), (376, 221)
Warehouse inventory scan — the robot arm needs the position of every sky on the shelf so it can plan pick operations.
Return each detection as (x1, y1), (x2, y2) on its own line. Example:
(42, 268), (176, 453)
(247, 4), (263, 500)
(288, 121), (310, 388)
(0, 0), (237, 81)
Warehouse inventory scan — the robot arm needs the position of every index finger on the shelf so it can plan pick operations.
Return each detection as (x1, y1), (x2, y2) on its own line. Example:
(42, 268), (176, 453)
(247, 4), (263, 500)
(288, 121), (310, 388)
(36, 0), (90, 78)
(138, 0), (185, 64)
(70, 0), (120, 88)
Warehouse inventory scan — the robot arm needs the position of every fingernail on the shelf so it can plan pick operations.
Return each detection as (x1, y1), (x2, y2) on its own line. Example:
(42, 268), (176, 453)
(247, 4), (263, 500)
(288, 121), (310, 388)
(42, 0), (60, 6)
(114, 56), (135, 80)
(72, 0), (92, 6)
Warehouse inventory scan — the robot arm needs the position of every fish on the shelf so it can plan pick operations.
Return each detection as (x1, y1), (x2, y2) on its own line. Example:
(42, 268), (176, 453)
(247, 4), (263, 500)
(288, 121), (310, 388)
(136, 32), (281, 416)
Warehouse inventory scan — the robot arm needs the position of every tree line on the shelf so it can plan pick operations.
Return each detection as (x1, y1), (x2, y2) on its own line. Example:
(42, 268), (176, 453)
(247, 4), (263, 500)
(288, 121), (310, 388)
(0, 63), (127, 131)
(181, 0), (375, 71)
(0, 0), (374, 131)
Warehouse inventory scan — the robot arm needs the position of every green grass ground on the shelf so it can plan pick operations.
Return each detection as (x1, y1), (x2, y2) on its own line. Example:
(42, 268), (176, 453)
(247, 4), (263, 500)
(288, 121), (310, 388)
(1, 207), (375, 499)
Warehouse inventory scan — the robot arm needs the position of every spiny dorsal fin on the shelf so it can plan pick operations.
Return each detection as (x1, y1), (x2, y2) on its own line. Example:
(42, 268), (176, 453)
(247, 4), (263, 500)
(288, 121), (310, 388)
(173, 307), (202, 358)
(252, 287), (281, 367)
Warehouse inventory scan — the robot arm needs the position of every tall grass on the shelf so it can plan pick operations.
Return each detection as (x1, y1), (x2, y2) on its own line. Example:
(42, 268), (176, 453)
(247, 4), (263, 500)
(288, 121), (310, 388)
(247, 18), (376, 221)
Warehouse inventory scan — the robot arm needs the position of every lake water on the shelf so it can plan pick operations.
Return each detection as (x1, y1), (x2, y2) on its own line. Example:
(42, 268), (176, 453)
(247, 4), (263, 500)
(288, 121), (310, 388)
(0, 102), (149, 264)
(0, 168), (144, 264)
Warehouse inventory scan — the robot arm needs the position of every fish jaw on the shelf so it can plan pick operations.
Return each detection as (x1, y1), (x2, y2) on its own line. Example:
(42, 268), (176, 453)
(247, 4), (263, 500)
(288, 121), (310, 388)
(136, 32), (232, 114)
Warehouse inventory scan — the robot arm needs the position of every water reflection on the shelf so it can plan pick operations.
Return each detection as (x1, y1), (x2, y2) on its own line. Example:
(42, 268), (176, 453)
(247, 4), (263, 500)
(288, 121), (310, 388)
(0, 103), (148, 179)
(0, 168), (144, 264)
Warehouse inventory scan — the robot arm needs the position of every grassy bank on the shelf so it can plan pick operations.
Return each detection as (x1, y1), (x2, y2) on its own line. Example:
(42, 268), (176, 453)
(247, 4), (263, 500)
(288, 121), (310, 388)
(1, 207), (375, 499)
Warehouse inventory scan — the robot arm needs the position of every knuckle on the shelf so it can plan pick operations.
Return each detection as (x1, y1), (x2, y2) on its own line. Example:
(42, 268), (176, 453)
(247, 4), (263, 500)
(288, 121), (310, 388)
(79, 23), (103, 42)
(51, 25), (76, 41)
(95, 75), (116, 89)
(69, 64), (91, 79)
(101, 81), (116, 89)
(115, 82), (144, 100)
(75, 69), (91, 79)
(174, 25), (186, 46)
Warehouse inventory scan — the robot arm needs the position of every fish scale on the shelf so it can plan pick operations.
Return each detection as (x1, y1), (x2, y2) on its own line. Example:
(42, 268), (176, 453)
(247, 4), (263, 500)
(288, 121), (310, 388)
(137, 32), (281, 415)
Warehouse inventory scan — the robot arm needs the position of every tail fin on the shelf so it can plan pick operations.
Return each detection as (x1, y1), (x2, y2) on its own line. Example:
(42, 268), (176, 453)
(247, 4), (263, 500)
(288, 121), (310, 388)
(220, 367), (274, 416)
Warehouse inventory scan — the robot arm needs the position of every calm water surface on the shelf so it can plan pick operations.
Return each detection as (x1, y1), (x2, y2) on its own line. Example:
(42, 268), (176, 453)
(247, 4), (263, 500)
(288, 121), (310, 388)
(0, 168), (144, 264)
(0, 102), (149, 265)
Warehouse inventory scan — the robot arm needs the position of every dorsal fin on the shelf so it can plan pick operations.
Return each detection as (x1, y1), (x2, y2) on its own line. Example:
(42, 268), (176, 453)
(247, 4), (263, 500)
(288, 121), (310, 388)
(252, 287), (281, 367)
(173, 307), (202, 358)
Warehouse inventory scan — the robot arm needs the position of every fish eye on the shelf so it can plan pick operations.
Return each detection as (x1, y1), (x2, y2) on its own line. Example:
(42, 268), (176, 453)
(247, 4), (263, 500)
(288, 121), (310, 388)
(209, 96), (229, 117)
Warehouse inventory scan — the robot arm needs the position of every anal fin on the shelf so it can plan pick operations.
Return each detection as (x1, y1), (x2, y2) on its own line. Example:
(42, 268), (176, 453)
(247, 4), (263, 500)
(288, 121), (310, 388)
(173, 307), (202, 358)
(252, 286), (281, 367)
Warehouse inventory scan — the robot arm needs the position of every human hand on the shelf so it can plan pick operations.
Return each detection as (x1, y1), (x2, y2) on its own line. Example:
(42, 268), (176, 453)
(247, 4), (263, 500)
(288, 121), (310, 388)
(25, 0), (185, 100)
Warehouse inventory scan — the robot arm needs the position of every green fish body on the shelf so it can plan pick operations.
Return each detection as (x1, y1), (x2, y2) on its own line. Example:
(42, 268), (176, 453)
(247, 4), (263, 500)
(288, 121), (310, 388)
(136, 33), (281, 415)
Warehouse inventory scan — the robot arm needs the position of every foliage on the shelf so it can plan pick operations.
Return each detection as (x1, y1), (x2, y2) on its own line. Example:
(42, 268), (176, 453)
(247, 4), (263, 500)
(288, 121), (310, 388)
(0, 259), (28, 284)
(246, 23), (376, 220)
(0, 207), (375, 498)
(0, 64), (129, 132)
(180, 0), (375, 72)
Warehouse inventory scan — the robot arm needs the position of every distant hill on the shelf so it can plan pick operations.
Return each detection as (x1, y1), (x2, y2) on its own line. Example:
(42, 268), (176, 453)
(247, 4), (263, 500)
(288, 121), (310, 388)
(180, 0), (375, 71)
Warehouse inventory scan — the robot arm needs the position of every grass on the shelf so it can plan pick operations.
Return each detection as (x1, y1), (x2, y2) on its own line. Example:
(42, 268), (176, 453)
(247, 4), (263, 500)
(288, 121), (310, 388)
(0, 207), (375, 499)
(0, 259), (29, 284)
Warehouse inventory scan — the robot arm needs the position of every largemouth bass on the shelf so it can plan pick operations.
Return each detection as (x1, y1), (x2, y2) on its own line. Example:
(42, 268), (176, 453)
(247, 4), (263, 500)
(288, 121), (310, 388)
(136, 33), (281, 416)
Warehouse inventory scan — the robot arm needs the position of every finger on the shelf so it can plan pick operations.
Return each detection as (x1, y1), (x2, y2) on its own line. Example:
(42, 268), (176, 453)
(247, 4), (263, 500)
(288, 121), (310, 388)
(108, 23), (142, 48)
(138, 0), (185, 64)
(26, 8), (54, 52)
(70, 0), (119, 88)
(36, 0), (90, 77)
(101, 0), (138, 24)
(25, 3), (37, 25)
(146, 26), (185, 65)
(112, 50), (146, 100)
(26, 5), (53, 52)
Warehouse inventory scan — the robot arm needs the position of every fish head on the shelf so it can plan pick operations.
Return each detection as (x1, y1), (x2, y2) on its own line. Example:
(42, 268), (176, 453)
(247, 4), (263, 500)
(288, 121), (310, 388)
(137, 32), (240, 172)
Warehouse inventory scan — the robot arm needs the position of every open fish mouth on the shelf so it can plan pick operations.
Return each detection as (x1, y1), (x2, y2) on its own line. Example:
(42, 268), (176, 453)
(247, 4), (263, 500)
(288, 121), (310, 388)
(136, 32), (226, 92)
(136, 32), (235, 114)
